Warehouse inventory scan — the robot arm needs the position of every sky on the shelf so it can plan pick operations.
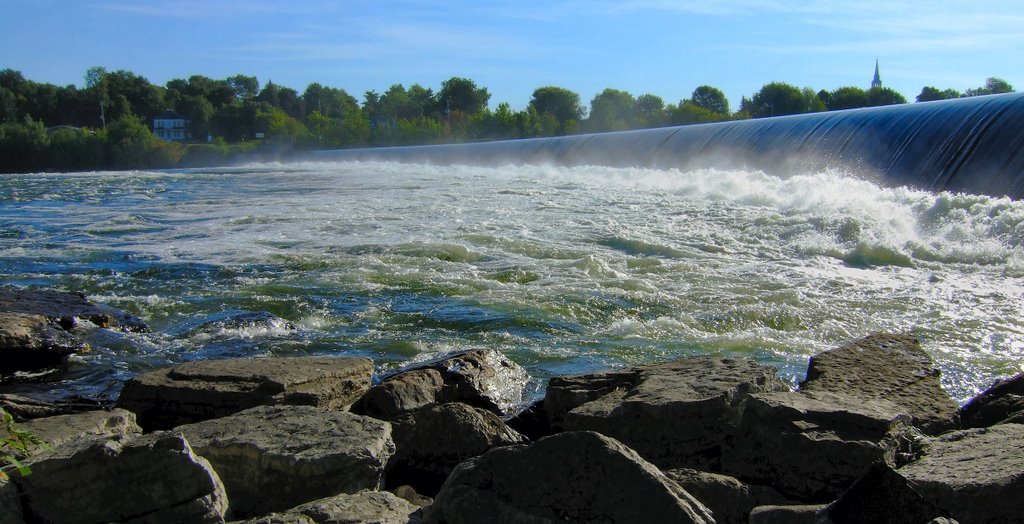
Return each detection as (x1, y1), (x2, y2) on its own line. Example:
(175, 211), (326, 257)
(2, 0), (1022, 113)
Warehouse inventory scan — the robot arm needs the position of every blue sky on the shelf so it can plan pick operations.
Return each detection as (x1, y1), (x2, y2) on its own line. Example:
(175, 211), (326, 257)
(2, 0), (1021, 112)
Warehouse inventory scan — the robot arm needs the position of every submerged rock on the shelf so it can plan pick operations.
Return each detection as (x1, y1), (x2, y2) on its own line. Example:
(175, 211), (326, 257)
(959, 373), (1024, 428)
(175, 404), (395, 519)
(237, 491), (420, 524)
(425, 431), (714, 524)
(117, 355), (373, 431)
(799, 333), (959, 434)
(544, 356), (788, 469)
(356, 349), (529, 420)
(12, 433), (227, 524)
(386, 402), (527, 496)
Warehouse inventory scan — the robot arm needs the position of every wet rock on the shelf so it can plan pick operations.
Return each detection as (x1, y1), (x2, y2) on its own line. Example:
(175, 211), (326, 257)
(175, 404), (395, 518)
(0, 311), (88, 372)
(386, 402), (527, 496)
(896, 423), (1024, 524)
(424, 431), (714, 524)
(825, 462), (949, 524)
(16, 408), (141, 455)
(799, 333), (959, 434)
(0, 394), (106, 421)
(959, 373), (1024, 428)
(356, 349), (528, 419)
(236, 491), (420, 524)
(118, 355), (373, 431)
(0, 286), (148, 332)
(504, 399), (553, 441)
(748, 504), (828, 524)
(722, 390), (914, 502)
(544, 356), (789, 469)
(663, 468), (789, 524)
(13, 433), (227, 524)
(198, 310), (296, 332)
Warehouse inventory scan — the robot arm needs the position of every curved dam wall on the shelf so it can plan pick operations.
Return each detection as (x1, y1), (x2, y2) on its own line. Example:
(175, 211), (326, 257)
(309, 92), (1024, 199)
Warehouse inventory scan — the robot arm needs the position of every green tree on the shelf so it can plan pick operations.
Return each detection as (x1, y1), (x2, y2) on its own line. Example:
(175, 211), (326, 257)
(690, 85), (730, 115)
(826, 86), (869, 110)
(587, 88), (637, 132)
(634, 93), (666, 128)
(916, 86), (961, 102)
(528, 86), (585, 133)
(0, 117), (49, 172)
(436, 77), (490, 116)
(964, 77), (1014, 97)
(668, 101), (725, 125)
(226, 74), (259, 102)
(867, 86), (907, 106)
(748, 82), (809, 118)
(106, 112), (182, 168)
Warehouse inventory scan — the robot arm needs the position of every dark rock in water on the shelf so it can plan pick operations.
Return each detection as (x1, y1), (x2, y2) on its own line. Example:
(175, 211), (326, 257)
(543, 356), (789, 470)
(826, 462), (950, 524)
(722, 390), (915, 502)
(174, 404), (395, 519)
(235, 491), (420, 524)
(386, 402), (527, 496)
(194, 310), (297, 334)
(748, 504), (828, 524)
(355, 349), (529, 419)
(799, 333), (959, 435)
(424, 430), (715, 524)
(0, 286), (149, 333)
(959, 373), (1024, 428)
(12, 433), (227, 524)
(505, 399), (553, 441)
(896, 423), (1024, 524)
(117, 355), (373, 431)
(663, 468), (790, 524)
(0, 311), (89, 372)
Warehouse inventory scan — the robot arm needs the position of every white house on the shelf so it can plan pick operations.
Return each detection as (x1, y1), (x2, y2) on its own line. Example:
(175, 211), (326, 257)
(152, 110), (190, 141)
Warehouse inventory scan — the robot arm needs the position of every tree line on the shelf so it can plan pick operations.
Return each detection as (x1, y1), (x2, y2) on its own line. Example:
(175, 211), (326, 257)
(0, 66), (1015, 173)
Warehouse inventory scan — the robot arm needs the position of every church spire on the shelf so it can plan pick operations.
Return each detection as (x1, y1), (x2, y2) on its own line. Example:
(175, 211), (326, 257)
(871, 59), (882, 89)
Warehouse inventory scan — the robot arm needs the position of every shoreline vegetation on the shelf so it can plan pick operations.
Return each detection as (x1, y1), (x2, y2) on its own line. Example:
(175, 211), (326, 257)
(0, 67), (1015, 174)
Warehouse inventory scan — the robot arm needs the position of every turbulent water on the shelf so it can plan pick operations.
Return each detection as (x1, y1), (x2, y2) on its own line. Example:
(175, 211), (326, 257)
(2, 161), (1023, 404)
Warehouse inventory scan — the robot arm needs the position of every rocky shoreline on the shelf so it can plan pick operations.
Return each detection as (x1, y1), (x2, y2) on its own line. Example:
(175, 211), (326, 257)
(2, 288), (1022, 523)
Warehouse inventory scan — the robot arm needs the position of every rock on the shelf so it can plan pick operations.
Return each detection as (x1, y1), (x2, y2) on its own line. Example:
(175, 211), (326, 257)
(0, 286), (148, 332)
(1, 479), (23, 524)
(799, 333), (959, 434)
(356, 368), (447, 420)
(236, 491), (420, 524)
(504, 399), (553, 441)
(0, 394), (106, 421)
(175, 404), (395, 518)
(0, 311), (88, 372)
(544, 356), (789, 469)
(959, 373), (1024, 428)
(13, 433), (226, 524)
(748, 504), (828, 524)
(424, 431), (715, 524)
(118, 355), (373, 431)
(15, 408), (141, 455)
(663, 468), (789, 524)
(825, 462), (950, 524)
(390, 485), (432, 508)
(195, 310), (296, 333)
(722, 390), (914, 502)
(356, 349), (529, 419)
(896, 423), (1024, 524)
(386, 402), (527, 496)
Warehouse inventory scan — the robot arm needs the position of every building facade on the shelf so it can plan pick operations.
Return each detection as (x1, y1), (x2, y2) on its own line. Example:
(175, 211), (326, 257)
(153, 111), (190, 141)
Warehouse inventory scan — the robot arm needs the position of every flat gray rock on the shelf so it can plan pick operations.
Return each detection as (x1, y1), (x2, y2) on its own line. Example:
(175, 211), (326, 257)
(118, 355), (373, 430)
(13, 433), (227, 524)
(16, 408), (141, 455)
(799, 333), (959, 434)
(544, 356), (789, 469)
(723, 390), (914, 502)
(424, 431), (714, 524)
(176, 404), (395, 519)
(237, 491), (419, 524)
(748, 504), (828, 524)
(386, 402), (526, 496)
(897, 423), (1024, 524)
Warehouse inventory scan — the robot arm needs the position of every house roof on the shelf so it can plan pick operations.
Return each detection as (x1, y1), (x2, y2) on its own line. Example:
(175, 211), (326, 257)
(154, 110), (186, 120)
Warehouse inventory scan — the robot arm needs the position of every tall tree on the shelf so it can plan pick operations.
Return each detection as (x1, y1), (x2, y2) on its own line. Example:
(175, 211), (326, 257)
(867, 86), (907, 106)
(436, 77), (490, 116)
(916, 86), (961, 102)
(634, 93), (666, 127)
(226, 74), (259, 102)
(964, 77), (1014, 97)
(827, 86), (869, 110)
(689, 85), (729, 115)
(529, 86), (585, 126)
(748, 82), (808, 118)
(587, 88), (637, 131)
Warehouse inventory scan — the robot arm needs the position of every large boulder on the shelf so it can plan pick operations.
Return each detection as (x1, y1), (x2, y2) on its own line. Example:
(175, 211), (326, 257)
(1, 479), (22, 524)
(722, 390), (914, 502)
(0, 311), (89, 372)
(237, 491), (420, 524)
(12, 433), (226, 524)
(175, 404), (395, 518)
(748, 504), (828, 524)
(543, 356), (789, 469)
(799, 333), (959, 434)
(0, 286), (148, 332)
(896, 423), (1024, 523)
(15, 408), (141, 454)
(959, 373), (1024, 428)
(825, 462), (950, 524)
(386, 402), (527, 496)
(356, 349), (529, 420)
(663, 468), (789, 524)
(118, 355), (373, 430)
(424, 431), (715, 524)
